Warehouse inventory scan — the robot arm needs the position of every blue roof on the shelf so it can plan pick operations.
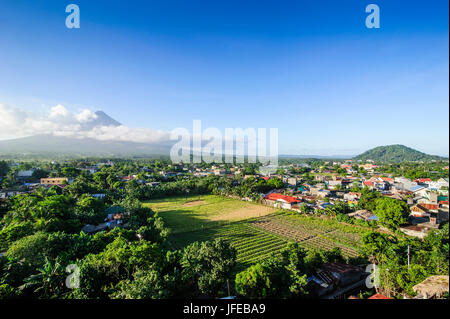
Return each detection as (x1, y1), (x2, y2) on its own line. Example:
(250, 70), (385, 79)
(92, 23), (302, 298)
(105, 206), (125, 214)
(410, 185), (425, 192)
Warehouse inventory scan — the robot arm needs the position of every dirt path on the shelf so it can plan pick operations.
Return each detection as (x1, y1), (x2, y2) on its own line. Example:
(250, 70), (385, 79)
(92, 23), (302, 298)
(209, 205), (274, 221)
(183, 200), (207, 207)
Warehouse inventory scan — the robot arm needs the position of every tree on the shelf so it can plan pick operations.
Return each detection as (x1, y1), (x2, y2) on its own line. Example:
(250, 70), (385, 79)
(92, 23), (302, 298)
(19, 257), (66, 298)
(74, 195), (106, 225)
(5, 232), (50, 268)
(0, 221), (34, 251)
(235, 259), (290, 299)
(111, 268), (169, 299)
(280, 243), (309, 296)
(61, 167), (80, 178)
(181, 239), (237, 297)
(374, 197), (409, 230)
(267, 178), (284, 189)
(65, 175), (97, 198)
(136, 216), (169, 244)
(73, 237), (166, 299)
(0, 160), (9, 177)
(361, 232), (392, 263)
(31, 169), (49, 181)
(235, 243), (311, 299)
(299, 203), (312, 214)
(357, 188), (380, 211)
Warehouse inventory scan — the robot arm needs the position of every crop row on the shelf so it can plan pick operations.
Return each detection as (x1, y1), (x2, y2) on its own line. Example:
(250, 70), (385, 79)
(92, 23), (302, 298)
(300, 236), (359, 258)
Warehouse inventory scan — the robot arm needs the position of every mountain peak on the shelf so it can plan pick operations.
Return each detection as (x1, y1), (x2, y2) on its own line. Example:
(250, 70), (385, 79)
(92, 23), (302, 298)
(92, 111), (121, 127)
(353, 145), (446, 162)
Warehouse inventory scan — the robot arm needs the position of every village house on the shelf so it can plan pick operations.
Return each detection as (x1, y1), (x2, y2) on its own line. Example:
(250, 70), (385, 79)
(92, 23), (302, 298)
(16, 169), (35, 182)
(40, 177), (70, 185)
(348, 210), (378, 221)
(307, 262), (365, 299)
(0, 189), (25, 199)
(368, 293), (392, 299)
(400, 225), (431, 239)
(213, 168), (227, 176)
(343, 192), (361, 202)
(393, 177), (417, 191)
(382, 192), (404, 201)
(286, 177), (298, 187)
(193, 172), (212, 177)
(411, 275), (449, 299)
(358, 163), (377, 172)
(263, 193), (300, 209)
(414, 178), (433, 186)
(409, 185), (428, 198)
(426, 178), (449, 191)
(327, 180), (342, 190)
(91, 193), (106, 199)
(363, 176), (390, 191)
(316, 189), (331, 198)
(314, 175), (328, 182)
(78, 166), (98, 174)
(408, 200), (443, 227)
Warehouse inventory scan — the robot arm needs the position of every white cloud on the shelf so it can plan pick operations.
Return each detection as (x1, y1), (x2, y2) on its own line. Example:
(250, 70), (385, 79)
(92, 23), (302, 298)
(49, 104), (71, 119)
(0, 103), (172, 144)
(75, 109), (98, 123)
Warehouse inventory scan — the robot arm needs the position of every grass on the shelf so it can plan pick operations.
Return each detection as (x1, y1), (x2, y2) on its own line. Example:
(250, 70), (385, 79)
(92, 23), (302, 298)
(169, 221), (288, 272)
(144, 195), (274, 234)
(144, 195), (369, 270)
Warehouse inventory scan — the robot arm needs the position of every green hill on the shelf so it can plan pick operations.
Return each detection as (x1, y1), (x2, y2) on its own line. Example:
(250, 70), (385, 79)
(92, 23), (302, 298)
(353, 145), (446, 162)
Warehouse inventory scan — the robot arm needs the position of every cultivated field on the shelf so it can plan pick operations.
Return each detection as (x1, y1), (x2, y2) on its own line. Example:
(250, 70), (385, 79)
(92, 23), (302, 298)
(144, 195), (369, 269)
(251, 212), (364, 258)
(144, 195), (275, 233)
(170, 222), (288, 271)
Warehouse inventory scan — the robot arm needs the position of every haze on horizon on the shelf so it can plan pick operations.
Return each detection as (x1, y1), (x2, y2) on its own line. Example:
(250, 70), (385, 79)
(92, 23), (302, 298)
(0, 0), (448, 157)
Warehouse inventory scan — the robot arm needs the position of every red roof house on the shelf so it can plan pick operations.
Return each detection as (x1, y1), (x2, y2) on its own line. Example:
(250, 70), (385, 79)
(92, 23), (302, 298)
(419, 203), (439, 211)
(264, 193), (300, 204)
(415, 178), (432, 183)
(368, 293), (392, 299)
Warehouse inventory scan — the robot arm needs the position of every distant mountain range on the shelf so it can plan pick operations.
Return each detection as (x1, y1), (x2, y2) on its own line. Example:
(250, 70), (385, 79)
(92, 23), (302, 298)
(352, 144), (447, 162)
(0, 134), (172, 158)
(0, 111), (447, 162)
(0, 111), (172, 158)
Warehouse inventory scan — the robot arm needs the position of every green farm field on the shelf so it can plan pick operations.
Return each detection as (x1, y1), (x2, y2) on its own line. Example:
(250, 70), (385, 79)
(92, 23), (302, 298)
(143, 195), (370, 269)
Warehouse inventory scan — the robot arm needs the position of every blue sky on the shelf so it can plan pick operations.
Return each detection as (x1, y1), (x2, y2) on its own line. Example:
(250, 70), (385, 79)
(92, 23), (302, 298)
(0, 0), (448, 156)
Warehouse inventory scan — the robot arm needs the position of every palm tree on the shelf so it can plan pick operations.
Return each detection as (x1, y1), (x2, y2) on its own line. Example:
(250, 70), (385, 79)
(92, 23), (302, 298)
(20, 257), (66, 298)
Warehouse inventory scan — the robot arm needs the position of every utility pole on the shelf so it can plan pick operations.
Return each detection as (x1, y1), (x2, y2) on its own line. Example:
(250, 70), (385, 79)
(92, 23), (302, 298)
(407, 245), (410, 270)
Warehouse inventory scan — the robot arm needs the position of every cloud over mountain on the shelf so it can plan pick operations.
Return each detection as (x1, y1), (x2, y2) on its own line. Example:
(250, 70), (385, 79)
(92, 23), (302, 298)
(0, 103), (172, 144)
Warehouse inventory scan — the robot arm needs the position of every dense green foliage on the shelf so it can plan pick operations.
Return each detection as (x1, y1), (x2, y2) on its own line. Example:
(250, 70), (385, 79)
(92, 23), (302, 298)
(1, 157), (448, 299)
(235, 243), (346, 299)
(361, 224), (449, 297)
(374, 197), (410, 230)
(0, 185), (239, 299)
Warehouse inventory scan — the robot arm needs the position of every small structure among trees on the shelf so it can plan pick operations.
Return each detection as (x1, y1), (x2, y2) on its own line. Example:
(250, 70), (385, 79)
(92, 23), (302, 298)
(412, 275), (449, 299)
